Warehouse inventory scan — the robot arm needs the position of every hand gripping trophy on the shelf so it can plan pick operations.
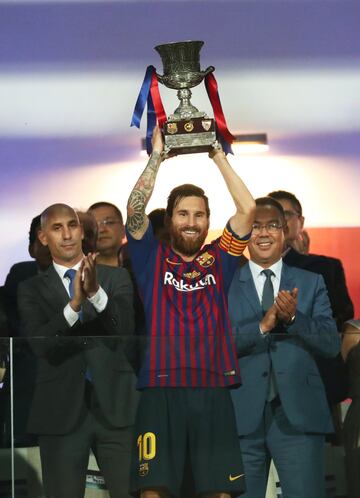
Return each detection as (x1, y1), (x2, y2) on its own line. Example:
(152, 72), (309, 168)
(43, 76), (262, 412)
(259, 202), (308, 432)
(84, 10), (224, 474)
(131, 40), (235, 157)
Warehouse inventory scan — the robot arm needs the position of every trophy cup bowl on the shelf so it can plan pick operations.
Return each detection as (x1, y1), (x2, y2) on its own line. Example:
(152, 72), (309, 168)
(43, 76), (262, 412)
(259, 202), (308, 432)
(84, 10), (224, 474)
(155, 41), (214, 89)
(154, 41), (217, 156)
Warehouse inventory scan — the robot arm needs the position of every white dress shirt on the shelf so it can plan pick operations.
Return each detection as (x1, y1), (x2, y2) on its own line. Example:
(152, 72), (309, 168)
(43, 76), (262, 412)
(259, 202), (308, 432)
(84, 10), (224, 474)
(53, 261), (108, 327)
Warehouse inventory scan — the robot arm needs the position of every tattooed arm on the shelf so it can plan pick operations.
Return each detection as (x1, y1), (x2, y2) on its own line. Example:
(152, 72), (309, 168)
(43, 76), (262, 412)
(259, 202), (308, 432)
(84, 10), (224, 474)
(126, 126), (164, 240)
(209, 146), (255, 239)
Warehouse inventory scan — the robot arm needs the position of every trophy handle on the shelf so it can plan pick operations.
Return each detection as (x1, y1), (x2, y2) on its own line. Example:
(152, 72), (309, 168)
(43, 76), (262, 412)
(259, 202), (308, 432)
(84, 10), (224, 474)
(156, 72), (165, 84)
(201, 66), (215, 78)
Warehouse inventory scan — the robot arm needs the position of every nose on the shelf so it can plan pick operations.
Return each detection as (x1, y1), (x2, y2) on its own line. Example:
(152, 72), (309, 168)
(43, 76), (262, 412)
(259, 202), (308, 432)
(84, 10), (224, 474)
(188, 214), (198, 226)
(97, 220), (108, 233)
(258, 225), (269, 234)
(62, 226), (71, 239)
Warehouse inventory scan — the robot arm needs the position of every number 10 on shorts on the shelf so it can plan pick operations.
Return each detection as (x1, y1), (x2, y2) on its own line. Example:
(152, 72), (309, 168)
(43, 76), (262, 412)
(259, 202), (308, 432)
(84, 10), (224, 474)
(137, 432), (156, 461)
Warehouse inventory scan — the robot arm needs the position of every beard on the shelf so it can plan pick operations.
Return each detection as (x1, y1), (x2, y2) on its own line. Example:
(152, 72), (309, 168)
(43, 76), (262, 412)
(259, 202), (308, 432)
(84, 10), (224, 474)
(170, 224), (208, 257)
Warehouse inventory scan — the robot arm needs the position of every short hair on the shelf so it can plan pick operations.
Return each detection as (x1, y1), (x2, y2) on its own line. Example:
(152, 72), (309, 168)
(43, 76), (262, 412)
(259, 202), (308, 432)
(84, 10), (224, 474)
(40, 203), (79, 230)
(88, 202), (123, 224)
(166, 184), (210, 218)
(29, 215), (41, 246)
(267, 190), (302, 216)
(255, 197), (286, 222)
(148, 208), (166, 231)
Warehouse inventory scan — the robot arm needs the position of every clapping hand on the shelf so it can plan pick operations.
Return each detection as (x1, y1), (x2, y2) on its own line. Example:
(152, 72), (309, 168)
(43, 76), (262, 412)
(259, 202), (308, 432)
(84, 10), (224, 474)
(82, 253), (99, 298)
(275, 288), (298, 324)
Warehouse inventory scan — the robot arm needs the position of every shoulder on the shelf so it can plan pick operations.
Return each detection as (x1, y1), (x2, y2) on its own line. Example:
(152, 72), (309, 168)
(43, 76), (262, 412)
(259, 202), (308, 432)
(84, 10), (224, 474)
(18, 271), (47, 297)
(283, 262), (323, 283)
(97, 264), (130, 278)
(5, 261), (37, 283)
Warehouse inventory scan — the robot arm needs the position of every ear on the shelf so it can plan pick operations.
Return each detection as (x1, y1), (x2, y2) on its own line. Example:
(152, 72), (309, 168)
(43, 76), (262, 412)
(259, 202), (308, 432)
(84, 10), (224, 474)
(28, 244), (35, 259)
(282, 220), (289, 238)
(299, 216), (305, 229)
(37, 230), (48, 247)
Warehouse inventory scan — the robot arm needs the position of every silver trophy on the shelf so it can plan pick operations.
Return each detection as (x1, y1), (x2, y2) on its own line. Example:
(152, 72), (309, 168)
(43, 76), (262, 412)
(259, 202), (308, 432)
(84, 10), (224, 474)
(155, 40), (218, 156)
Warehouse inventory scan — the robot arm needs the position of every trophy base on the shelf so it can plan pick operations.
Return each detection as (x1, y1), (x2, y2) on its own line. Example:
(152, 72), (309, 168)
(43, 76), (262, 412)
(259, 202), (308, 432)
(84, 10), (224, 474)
(163, 117), (216, 156)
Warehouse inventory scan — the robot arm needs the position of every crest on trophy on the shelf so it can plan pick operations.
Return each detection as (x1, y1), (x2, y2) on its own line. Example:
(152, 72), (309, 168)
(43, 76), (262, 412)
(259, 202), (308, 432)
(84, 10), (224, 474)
(131, 40), (235, 156)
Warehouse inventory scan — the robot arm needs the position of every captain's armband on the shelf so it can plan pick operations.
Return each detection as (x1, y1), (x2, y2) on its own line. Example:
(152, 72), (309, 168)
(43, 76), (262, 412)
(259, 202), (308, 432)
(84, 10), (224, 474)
(218, 223), (251, 256)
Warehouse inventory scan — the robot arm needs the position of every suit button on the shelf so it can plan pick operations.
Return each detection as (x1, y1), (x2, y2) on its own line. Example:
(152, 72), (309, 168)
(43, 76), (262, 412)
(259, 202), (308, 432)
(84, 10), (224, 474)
(111, 318), (117, 326)
(262, 372), (268, 377)
(83, 339), (87, 345)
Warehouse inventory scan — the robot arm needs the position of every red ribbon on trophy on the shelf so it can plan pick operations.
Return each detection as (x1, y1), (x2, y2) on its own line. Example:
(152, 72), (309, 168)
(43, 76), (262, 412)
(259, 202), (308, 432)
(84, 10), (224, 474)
(204, 73), (235, 153)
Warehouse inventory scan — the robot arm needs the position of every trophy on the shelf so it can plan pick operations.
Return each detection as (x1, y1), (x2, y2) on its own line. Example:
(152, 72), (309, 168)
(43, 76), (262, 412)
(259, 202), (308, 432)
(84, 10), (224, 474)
(131, 40), (234, 156)
(154, 41), (217, 156)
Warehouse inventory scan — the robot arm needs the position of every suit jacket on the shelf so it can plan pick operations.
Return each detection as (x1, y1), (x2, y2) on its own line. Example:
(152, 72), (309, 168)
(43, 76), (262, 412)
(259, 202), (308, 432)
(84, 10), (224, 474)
(283, 248), (354, 329)
(3, 261), (39, 335)
(283, 248), (352, 404)
(228, 262), (340, 436)
(18, 264), (139, 435)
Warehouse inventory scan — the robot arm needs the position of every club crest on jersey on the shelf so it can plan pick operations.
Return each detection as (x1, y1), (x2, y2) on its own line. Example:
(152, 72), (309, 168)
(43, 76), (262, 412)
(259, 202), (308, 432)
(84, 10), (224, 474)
(183, 270), (201, 279)
(196, 251), (215, 268)
(139, 463), (149, 476)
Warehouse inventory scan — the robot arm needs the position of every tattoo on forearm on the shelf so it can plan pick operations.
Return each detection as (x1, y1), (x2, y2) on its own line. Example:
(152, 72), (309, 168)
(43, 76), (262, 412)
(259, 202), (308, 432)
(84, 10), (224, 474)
(127, 152), (162, 233)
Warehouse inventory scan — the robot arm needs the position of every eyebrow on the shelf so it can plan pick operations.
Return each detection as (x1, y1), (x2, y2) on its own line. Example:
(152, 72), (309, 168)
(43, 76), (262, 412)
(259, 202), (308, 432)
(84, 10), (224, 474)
(253, 218), (280, 223)
(50, 219), (78, 227)
(177, 209), (206, 215)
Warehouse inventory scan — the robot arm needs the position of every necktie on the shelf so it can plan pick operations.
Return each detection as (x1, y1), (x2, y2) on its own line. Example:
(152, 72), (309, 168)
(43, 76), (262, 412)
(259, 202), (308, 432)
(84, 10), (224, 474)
(261, 269), (277, 400)
(65, 269), (91, 381)
(64, 268), (83, 321)
(64, 268), (76, 299)
(261, 269), (274, 313)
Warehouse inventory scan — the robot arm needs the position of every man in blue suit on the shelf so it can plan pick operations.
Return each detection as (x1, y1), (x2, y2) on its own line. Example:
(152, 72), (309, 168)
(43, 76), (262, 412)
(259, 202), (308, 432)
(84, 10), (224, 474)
(228, 197), (340, 498)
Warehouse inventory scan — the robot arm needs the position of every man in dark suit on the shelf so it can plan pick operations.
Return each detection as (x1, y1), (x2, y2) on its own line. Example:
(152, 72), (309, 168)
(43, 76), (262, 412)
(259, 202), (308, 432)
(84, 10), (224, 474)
(268, 190), (353, 413)
(2, 215), (52, 446)
(4, 214), (52, 336)
(18, 203), (138, 498)
(267, 190), (354, 330)
(228, 197), (340, 498)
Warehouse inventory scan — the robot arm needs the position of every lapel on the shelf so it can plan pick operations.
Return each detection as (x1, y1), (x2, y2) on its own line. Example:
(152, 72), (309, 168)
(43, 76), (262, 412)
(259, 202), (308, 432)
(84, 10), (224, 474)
(41, 264), (69, 309)
(236, 263), (263, 318)
(279, 263), (297, 293)
(41, 265), (95, 319)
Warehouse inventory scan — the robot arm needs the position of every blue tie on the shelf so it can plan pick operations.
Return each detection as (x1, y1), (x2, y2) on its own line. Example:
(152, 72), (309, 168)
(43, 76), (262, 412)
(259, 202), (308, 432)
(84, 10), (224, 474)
(64, 268), (77, 299)
(64, 268), (84, 322)
(261, 269), (278, 401)
(64, 269), (91, 381)
(261, 269), (274, 313)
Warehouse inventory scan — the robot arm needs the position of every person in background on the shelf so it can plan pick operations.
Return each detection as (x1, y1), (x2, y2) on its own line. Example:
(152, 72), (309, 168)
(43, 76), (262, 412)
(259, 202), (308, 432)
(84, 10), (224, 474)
(147, 207), (170, 243)
(341, 318), (360, 498)
(2, 215), (52, 446)
(77, 211), (98, 255)
(4, 215), (52, 335)
(268, 189), (353, 441)
(267, 190), (353, 330)
(88, 202), (125, 267)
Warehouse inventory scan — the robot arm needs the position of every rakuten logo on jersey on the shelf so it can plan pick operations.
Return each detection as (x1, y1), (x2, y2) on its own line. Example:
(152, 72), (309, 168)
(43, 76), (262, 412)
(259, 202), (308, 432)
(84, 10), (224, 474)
(164, 271), (216, 292)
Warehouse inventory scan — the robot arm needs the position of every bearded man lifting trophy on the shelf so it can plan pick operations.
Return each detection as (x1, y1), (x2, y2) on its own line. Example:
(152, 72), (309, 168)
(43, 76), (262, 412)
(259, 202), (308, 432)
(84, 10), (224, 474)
(131, 40), (235, 156)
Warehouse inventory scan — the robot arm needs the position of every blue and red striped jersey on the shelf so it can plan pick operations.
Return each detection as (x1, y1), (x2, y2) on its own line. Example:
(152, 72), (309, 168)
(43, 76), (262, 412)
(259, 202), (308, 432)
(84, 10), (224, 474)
(126, 222), (250, 388)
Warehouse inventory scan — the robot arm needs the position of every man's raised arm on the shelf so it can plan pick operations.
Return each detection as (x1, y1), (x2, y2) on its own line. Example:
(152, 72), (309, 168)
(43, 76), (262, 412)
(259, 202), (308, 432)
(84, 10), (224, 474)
(126, 126), (164, 240)
(210, 147), (255, 238)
